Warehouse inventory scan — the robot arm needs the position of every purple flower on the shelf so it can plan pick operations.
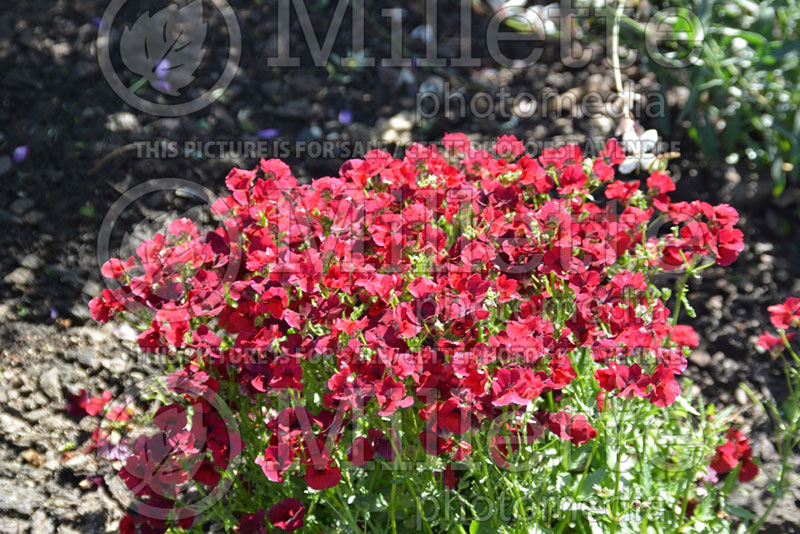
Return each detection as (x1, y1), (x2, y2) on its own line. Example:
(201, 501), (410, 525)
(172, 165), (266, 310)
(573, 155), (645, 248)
(338, 109), (352, 125)
(13, 145), (28, 163)
(155, 59), (171, 79)
(99, 439), (132, 462)
(257, 128), (279, 139)
(150, 80), (174, 94)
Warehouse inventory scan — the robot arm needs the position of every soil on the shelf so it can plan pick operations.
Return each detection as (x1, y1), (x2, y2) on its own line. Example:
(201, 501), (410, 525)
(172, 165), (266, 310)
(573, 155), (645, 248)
(0, 1), (798, 532)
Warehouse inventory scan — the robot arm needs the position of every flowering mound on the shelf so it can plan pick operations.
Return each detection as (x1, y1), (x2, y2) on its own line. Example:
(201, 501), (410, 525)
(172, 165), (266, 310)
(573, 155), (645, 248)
(91, 135), (754, 533)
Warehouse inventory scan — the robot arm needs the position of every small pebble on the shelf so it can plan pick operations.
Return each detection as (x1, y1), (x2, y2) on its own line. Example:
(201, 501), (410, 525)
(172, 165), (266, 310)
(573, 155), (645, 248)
(0, 155), (11, 176)
(9, 197), (34, 215)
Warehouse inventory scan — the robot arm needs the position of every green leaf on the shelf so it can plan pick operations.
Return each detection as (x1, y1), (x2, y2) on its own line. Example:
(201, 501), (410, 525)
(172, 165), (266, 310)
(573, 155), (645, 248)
(469, 520), (498, 534)
(723, 504), (757, 520)
(578, 466), (608, 498)
(721, 468), (740, 496)
(771, 159), (787, 194)
(783, 396), (798, 423)
(674, 395), (701, 416)
(79, 204), (96, 217)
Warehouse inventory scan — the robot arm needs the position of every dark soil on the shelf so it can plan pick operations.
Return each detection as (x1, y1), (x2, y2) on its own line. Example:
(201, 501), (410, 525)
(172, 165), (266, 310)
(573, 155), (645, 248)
(0, 0), (798, 532)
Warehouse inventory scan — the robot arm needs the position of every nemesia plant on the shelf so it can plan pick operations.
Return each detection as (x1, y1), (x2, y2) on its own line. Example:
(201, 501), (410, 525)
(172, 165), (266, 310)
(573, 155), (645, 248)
(89, 134), (761, 533)
(746, 297), (800, 533)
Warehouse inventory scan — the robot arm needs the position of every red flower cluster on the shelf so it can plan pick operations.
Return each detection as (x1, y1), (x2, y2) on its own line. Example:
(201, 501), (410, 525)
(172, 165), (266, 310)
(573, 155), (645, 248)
(709, 428), (759, 482)
(91, 135), (744, 531)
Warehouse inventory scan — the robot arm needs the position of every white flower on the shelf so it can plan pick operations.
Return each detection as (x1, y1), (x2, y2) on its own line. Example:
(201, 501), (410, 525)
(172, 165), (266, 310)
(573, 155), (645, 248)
(731, 37), (748, 53)
(619, 128), (659, 174)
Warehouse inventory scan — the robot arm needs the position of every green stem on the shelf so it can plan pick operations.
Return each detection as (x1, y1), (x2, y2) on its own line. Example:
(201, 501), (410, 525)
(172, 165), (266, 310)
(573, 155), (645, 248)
(573, 437), (599, 499)
(128, 76), (149, 94)
(669, 255), (698, 329)
(610, 397), (626, 534)
(402, 477), (434, 534)
(780, 330), (800, 365)
(747, 454), (790, 534)
(333, 485), (362, 532)
(388, 483), (398, 534)
(677, 451), (695, 523)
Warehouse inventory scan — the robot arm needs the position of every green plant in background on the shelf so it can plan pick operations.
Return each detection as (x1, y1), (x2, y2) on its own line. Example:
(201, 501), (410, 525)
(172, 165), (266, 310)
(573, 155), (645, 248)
(483, 0), (800, 193)
(609, 0), (800, 194)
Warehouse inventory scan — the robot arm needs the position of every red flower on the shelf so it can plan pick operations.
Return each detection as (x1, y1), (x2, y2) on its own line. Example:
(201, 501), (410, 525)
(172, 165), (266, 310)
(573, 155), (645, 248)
(89, 289), (123, 322)
(441, 464), (459, 489)
(304, 462), (341, 490)
(193, 460), (221, 486)
(595, 363), (648, 400)
(374, 376), (414, 416)
(671, 325), (699, 348)
(268, 498), (305, 532)
(540, 144), (582, 170)
(557, 163), (588, 195)
(347, 436), (375, 467)
(605, 180), (640, 203)
(256, 444), (295, 483)
(567, 415), (598, 445)
(646, 172), (675, 195)
(68, 390), (113, 417)
(101, 256), (136, 280)
(593, 159), (615, 182)
(600, 138), (626, 165)
(714, 226), (744, 266)
(236, 510), (268, 534)
(153, 404), (187, 435)
(757, 331), (795, 353)
(767, 297), (800, 330)
(648, 366), (681, 407)
(547, 412), (597, 445)
(710, 428), (758, 483)
(65, 389), (90, 418)
(119, 514), (137, 534)
(443, 132), (472, 154)
(494, 135), (525, 159)
(491, 368), (541, 407)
